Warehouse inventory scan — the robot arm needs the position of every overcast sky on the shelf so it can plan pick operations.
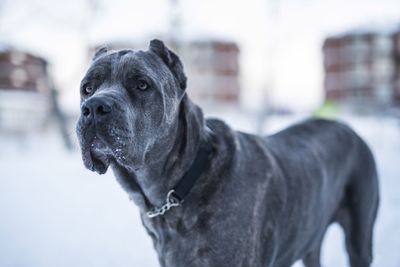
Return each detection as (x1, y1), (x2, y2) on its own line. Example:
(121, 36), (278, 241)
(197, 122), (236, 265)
(1, 0), (400, 111)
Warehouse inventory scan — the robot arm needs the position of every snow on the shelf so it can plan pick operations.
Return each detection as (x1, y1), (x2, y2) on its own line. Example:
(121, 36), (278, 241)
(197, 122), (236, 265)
(0, 114), (399, 267)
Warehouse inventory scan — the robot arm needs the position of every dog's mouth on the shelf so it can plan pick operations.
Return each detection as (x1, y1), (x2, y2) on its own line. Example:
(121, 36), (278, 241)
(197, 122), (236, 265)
(84, 135), (112, 174)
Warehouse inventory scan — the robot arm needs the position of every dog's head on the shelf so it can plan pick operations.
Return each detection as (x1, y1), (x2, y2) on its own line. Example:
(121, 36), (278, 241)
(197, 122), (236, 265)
(76, 40), (187, 174)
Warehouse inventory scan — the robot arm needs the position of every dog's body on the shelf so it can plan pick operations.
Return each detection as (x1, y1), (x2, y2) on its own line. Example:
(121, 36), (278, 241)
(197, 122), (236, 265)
(76, 40), (379, 267)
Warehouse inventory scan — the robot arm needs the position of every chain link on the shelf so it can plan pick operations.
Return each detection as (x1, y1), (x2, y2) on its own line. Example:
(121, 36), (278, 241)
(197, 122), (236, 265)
(146, 190), (181, 218)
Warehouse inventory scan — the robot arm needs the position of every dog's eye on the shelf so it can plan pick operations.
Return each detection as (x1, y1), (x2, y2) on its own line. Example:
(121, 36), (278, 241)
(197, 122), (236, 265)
(82, 84), (93, 95)
(137, 79), (148, 91)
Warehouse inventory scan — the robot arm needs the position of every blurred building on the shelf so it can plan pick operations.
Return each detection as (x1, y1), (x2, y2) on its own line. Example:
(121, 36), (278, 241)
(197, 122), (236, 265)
(181, 40), (240, 105)
(0, 45), (50, 133)
(0, 46), (48, 91)
(90, 38), (240, 106)
(323, 24), (400, 112)
(393, 31), (400, 103)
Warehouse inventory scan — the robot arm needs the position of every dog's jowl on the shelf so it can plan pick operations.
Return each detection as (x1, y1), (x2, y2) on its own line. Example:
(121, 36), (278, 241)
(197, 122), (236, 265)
(76, 39), (379, 267)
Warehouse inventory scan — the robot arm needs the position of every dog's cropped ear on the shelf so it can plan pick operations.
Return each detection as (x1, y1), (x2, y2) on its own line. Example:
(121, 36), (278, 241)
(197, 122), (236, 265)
(149, 39), (187, 90)
(92, 45), (108, 61)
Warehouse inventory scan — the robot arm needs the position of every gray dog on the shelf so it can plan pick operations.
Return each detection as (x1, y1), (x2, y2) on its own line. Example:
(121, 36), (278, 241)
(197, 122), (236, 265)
(76, 39), (379, 267)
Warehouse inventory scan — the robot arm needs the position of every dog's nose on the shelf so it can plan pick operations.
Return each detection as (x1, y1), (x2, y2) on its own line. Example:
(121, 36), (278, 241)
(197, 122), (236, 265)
(81, 97), (112, 121)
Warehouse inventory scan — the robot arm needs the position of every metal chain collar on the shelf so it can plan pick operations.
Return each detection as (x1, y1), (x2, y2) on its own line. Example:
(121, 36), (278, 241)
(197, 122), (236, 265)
(146, 190), (181, 218)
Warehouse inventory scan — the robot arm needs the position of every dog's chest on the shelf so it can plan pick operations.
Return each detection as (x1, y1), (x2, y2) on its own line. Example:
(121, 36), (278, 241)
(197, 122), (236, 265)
(142, 212), (214, 266)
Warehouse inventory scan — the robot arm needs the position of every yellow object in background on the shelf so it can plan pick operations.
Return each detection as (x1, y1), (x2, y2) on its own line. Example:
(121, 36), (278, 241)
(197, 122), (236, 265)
(313, 100), (339, 119)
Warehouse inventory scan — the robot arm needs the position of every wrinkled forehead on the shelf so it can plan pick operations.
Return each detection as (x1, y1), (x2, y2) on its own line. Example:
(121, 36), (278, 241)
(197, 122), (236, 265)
(83, 50), (167, 83)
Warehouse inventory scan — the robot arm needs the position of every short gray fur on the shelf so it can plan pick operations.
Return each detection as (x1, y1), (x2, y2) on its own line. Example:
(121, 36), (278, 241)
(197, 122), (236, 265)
(76, 39), (379, 267)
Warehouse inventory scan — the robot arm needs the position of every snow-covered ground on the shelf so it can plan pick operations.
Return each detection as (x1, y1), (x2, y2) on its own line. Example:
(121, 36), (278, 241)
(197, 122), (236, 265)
(0, 113), (399, 267)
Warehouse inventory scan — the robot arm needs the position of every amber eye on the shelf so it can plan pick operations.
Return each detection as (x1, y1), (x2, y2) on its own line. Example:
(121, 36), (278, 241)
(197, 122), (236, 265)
(137, 79), (148, 90)
(83, 84), (93, 95)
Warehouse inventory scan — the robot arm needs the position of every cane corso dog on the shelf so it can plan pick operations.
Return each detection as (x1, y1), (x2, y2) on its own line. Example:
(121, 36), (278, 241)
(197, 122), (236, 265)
(76, 39), (379, 267)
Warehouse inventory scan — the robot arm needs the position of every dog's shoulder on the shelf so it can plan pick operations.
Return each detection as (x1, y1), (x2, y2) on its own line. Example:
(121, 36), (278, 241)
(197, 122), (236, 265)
(205, 117), (274, 163)
(205, 118), (237, 150)
(205, 118), (236, 139)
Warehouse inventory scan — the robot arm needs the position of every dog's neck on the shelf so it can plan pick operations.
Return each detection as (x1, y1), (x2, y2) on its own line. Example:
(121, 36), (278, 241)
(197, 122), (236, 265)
(111, 95), (208, 212)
